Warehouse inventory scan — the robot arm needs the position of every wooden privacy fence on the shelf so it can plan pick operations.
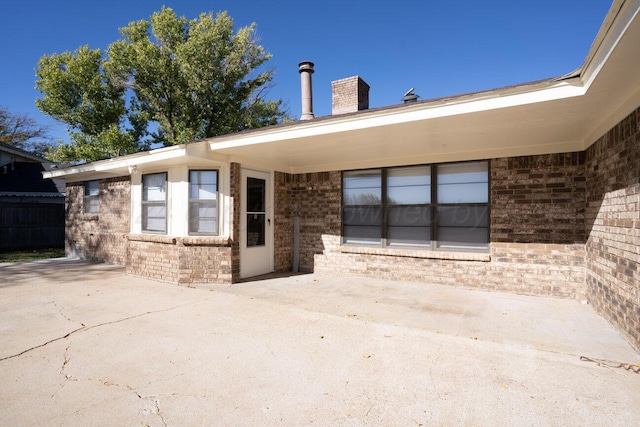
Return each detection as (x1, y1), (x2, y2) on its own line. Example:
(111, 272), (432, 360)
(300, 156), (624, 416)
(0, 202), (64, 250)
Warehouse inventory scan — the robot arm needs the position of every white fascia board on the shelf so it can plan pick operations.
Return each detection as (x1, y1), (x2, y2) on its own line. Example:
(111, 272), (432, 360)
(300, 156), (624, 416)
(580, 0), (640, 90)
(43, 145), (188, 179)
(208, 79), (586, 153)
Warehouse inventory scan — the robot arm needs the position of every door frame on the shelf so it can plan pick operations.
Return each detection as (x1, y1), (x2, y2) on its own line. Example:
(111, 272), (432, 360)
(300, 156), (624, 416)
(239, 167), (274, 279)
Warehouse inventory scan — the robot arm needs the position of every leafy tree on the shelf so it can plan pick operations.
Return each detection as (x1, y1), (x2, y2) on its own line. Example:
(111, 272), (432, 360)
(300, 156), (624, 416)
(35, 7), (288, 163)
(0, 105), (54, 157)
(36, 46), (146, 162)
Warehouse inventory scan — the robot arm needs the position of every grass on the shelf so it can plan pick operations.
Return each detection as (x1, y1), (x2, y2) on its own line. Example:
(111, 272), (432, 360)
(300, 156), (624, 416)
(0, 248), (65, 263)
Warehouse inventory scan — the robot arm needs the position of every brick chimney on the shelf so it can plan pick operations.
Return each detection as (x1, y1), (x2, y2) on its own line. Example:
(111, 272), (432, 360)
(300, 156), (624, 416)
(331, 76), (370, 115)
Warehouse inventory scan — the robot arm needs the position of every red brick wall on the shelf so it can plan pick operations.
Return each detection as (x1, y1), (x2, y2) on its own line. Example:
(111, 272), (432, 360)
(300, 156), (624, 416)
(585, 107), (640, 350)
(491, 153), (586, 244)
(230, 162), (241, 282)
(274, 171), (294, 271)
(278, 157), (587, 298)
(126, 235), (233, 284)
(489, 154), (587, 297)
(287, 171), (342, 272)
(65, 176), (130, 265)
(126, 235), (179, 282)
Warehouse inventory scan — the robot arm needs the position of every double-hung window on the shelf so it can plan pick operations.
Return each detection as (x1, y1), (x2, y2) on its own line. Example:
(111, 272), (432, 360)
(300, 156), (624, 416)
(435, 162), (489, 249)
(342, 161), (489, 250)
(189, 170), (218, 235)
(142, 172), (167, 233)
(84, 180), (99, 214)
(343, 169), (383, 244)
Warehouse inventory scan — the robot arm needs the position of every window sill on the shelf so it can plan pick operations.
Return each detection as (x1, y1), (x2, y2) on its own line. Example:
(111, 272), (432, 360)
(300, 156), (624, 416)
(81, 214), (99, 221)
(340, 245), (491, 261)
(128, 234), (231, 246)
(128, 234), (176, 244)
(180, 236), (230, 246)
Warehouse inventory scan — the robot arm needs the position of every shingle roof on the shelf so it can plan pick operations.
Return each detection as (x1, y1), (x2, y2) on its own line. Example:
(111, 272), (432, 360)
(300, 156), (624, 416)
(0, 141), (50, 163)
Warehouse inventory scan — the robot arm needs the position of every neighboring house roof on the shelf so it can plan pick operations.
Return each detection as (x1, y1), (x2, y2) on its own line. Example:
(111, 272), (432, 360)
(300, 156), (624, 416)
(45, 0), (640, 180)
(0, 162), (63, 196)
(0, 141), (50, 163)
(0, 143), (66, 196)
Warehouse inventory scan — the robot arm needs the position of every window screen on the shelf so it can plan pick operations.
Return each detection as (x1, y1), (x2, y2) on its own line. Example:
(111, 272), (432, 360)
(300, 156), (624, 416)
(189, 170), (218, 235)
(142, 172), (167, 233)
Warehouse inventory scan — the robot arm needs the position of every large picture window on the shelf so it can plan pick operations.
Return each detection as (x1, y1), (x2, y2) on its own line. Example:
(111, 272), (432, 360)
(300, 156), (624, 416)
(83, 180), (99, 214)
(142, 172), (167, 233)
(189, 170), (218, 235)
(342, 161), (489, 250)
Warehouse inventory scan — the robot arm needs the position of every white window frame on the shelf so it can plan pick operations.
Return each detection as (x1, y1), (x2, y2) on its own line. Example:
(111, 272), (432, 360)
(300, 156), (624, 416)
(188, 169), (219, 235)
(141, 172), (167, 234)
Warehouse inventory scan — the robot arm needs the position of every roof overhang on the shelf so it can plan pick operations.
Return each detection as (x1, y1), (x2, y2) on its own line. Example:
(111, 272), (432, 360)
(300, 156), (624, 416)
(0, 191), (65, 198)
(43, 142), (225, 181)
(45, 0), (640, 180)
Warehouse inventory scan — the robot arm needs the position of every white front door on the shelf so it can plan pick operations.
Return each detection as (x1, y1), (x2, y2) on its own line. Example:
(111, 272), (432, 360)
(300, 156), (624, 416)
(240, 168), (273, 278)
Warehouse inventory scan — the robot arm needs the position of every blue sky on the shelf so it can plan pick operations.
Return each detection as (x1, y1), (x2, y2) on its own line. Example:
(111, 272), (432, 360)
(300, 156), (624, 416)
(0, 0), (611, 144)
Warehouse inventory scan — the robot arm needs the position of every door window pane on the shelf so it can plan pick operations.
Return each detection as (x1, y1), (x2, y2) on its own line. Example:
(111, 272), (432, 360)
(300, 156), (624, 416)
(246, 177), (266, 247)
(247, 177), (265, 213)
(247, 213), (265, 247)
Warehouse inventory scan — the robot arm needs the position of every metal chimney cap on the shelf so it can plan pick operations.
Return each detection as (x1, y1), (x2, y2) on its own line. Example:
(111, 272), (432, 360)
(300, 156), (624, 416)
(298, 61), (315, 73)
(402, 88), (419, 103)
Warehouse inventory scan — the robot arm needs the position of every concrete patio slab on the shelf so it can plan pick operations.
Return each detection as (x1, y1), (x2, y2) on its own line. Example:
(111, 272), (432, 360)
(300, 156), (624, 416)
(0, 259), (638, 426)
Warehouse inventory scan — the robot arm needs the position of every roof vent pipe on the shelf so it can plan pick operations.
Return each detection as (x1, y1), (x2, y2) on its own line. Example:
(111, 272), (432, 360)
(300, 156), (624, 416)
(298, 61), (315, 120)
(402, 87), (419, 103)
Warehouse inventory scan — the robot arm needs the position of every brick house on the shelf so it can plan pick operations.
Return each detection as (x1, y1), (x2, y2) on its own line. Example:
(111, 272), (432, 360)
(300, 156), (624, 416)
(45, 0), (640, 350)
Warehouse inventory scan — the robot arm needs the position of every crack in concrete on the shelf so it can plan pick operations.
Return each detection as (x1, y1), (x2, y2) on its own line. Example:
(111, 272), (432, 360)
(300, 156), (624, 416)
(136, 392), (168, 427)
(51, 299), (75, 323)
(50, 341), (77, 398)
(1, 299), (210, 362)
(0, 326), (85, 362)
